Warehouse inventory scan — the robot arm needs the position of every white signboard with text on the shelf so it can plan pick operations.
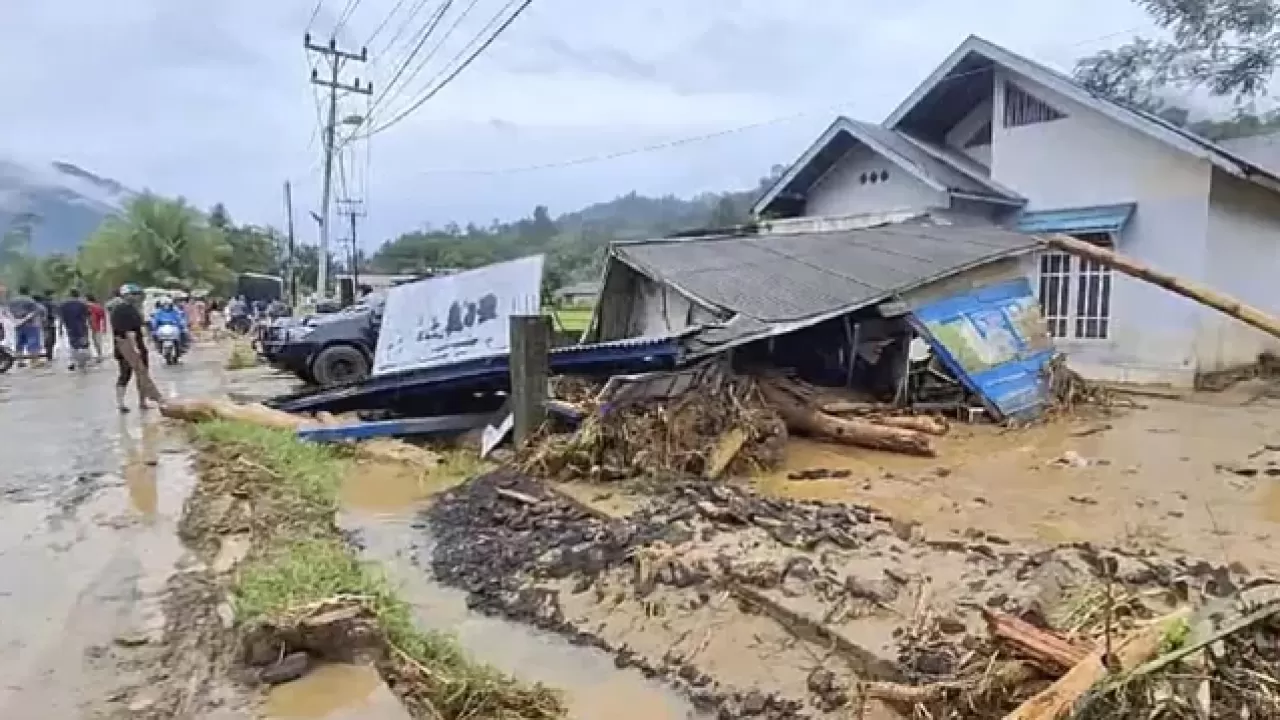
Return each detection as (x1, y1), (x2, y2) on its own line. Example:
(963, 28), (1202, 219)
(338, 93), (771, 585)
(371, 255), (544, 376)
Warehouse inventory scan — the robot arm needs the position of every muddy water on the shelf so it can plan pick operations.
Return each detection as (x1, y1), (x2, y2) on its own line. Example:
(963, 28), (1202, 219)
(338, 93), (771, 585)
(0, 347), (235, 717)
(336, 489), (703, 720)
(754, 387), (1280, 574)
(263, 663), (411, 720)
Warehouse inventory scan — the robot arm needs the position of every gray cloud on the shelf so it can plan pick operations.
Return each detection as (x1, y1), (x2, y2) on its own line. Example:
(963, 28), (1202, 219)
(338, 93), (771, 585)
(0, 0), (1158, 248)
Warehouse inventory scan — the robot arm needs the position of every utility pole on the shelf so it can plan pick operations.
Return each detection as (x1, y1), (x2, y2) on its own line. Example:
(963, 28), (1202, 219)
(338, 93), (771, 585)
(304, 33), (371, 298)
(283, 180), (297, 304)
(336, 198), (365, 291)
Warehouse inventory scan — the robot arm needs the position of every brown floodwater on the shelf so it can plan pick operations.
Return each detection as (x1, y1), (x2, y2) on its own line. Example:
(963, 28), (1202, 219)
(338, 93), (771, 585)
(339, 456), (482, 514)
(263, 663), (405, 720)
(752, 385), (1280, 575)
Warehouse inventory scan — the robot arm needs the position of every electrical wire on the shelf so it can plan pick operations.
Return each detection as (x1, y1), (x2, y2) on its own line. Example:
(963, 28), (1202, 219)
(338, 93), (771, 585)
(368, 0), (456, 120)
(372, 0), (436, 63)
(365, 0), (484, 124)
(393, 25), (1189, 176)
(365, 0), (413, 48)
(363, 0), (533, 138)
(333, 0), (363, 36)
(305, 0), (326, 33)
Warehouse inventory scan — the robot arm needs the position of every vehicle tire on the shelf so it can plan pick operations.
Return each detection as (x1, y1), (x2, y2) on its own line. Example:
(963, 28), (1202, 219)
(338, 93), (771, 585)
(310, 344), (369, 387)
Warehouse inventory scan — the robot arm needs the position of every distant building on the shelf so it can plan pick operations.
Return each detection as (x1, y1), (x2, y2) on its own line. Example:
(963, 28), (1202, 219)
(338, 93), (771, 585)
(552, 281), (600, 306)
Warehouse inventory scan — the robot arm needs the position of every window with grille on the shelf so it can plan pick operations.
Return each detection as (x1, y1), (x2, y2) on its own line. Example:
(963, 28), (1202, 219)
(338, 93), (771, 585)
(1035, 234), (1112, 340)
(1003, 81), (1066, 128)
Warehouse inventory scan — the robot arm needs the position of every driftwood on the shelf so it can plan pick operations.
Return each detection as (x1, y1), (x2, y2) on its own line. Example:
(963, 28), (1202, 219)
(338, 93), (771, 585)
(1044, 234), (1280, 342)
(983, 609), (1091, 672)
(1003, 607), (1192, 720)
(821, 400), (893, 415)
(162, 397), (309, 431)
(869, 414), (950, 436)
(760, 379), (935, 457)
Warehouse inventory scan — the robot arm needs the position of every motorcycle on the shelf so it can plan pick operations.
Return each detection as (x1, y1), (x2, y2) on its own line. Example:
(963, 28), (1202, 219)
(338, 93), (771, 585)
(155, 323), (184, 365)
(226, 312), (252, 336)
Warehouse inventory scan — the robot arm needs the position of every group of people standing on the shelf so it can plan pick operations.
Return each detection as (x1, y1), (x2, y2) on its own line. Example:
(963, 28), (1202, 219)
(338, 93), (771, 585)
(6, 285), (107, 368)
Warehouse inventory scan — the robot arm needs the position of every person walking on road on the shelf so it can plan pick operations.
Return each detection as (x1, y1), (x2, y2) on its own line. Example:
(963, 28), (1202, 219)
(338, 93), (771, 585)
(110, 284), (164, 413)
(38, 291), (58, 362)
(86, 293), (107, 361)
(8, 286), (43, 365)
(59, 288), (92, 371)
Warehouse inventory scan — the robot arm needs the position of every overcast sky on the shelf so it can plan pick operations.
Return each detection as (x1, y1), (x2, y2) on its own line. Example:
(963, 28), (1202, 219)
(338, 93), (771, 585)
(0, 0), (1158, 248)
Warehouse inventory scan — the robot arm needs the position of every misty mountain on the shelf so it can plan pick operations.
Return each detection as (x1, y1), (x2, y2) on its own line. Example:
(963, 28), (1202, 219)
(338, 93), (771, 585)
(0, 158), (134, 256)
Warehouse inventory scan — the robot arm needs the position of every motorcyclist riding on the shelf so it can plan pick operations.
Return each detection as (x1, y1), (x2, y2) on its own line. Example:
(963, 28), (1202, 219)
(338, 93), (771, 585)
(149, 297), (190, 352)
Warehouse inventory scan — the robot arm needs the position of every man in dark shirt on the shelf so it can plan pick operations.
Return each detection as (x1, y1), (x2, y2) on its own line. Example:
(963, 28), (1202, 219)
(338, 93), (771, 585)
(39, 291), (57, 362)
(110, 284), (156, 412)
(59, 288), (92, 371)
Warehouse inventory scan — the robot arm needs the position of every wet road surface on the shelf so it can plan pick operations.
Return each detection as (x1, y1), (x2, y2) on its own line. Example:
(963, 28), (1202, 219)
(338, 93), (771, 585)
(0, 348), (225, 718)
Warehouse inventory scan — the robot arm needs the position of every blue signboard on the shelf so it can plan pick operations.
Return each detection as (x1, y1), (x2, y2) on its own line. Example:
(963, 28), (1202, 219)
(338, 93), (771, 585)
(912, 278), (1054, 420)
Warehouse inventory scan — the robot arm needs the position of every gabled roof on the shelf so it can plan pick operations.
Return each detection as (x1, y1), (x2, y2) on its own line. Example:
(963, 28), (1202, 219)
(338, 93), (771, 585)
(752, 116), (1024, 217)
(886, 35), (1280, 193)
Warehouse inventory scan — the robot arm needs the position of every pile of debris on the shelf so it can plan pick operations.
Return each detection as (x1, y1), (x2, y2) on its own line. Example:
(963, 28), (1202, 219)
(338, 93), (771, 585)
(521, 373), (787, 481)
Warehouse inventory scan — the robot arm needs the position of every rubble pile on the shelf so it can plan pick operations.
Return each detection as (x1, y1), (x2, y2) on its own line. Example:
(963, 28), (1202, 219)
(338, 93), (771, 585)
(1041, 354), (1131, 417)
(424, 469), (1277, 719)
(521, 375), (787, 481)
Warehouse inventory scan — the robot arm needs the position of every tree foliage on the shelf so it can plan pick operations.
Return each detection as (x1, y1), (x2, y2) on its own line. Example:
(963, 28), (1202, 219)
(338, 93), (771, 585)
(366, 170), (782, 294)
(77, 194), (233, 295)
(1075, 0), (1280, 106)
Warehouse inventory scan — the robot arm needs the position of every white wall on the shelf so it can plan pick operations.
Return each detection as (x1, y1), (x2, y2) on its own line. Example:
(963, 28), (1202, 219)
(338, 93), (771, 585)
(990, 71), (1214, 386)
(1199, 170), (1280, 371)
(804, 145), (947, 217)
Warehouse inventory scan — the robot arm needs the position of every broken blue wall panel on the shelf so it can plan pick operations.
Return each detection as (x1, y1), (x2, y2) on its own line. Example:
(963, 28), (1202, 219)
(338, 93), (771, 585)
(297, 414), (492, 443)
(1015, 203), (1135, 236)
(270, 335), (681, 414)
(911, 278), (1054, 421)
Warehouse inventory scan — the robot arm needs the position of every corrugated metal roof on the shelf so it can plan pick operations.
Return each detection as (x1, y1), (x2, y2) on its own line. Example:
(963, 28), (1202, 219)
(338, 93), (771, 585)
(1016, 203), (1135, 235)
(613, 221), (1038, 326)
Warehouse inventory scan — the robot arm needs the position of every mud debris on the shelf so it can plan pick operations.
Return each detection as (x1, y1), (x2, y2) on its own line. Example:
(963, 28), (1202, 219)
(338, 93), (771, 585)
(521, 374), (787, 481)
(423, 467), (1278, 720)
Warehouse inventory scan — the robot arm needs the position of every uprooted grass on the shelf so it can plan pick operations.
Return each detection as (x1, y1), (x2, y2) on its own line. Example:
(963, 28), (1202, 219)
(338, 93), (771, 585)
(224, 342), (259, 370)
(190, 420), (564, 720)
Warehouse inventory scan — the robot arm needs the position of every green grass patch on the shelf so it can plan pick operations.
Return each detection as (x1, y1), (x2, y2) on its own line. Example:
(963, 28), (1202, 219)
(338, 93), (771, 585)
(192, 419), (561, 719)
(193, 420), (341, 512)
(549, 306), (593, 332)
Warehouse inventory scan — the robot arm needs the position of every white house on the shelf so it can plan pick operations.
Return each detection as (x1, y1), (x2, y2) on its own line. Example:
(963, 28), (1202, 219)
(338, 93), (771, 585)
(753, 35), (1280, 387)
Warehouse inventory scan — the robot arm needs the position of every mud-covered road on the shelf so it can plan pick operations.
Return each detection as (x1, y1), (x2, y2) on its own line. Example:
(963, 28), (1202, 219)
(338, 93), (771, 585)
(0, 349), (227, 719)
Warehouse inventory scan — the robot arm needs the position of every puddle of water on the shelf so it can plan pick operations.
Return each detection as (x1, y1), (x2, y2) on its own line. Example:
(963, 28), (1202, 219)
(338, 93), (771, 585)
(342, 512), (704, 720)
(340, 459), (473, 515)
(263, 664), (386, 719)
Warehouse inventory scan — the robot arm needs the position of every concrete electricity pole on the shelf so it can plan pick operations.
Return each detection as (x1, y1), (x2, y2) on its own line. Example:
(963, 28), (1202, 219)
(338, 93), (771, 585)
(304, 34), (371, 298)
(336, 198), (366, 290)
(282, 180), (297, 304)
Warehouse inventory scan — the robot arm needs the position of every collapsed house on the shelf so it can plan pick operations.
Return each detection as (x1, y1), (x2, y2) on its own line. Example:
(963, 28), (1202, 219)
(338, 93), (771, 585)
(582, 213), (1054, 422)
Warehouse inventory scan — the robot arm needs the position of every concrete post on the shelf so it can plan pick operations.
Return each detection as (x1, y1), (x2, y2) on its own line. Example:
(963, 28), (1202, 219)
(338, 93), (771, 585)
(509, 314), (550, 448)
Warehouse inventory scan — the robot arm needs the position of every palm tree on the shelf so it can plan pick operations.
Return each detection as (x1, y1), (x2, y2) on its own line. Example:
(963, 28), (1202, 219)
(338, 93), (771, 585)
(79, 194), (232, 294)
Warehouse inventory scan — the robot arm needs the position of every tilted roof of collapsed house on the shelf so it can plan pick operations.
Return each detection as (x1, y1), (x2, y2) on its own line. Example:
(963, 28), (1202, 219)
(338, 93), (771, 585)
(599, 214), (1039, 356)
(756, 36), (1280, 216)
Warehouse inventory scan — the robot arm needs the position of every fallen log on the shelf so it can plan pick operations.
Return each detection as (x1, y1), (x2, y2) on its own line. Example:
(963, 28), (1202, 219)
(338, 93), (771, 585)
(1043, 234), (1280, 342)
(162, 398), (310, 431)
(870, 414), (950, 436)
(760, 380), (935, 457)
(821, 400), (893, 415)
(1003, 607), (1192, 720)
(982, 609), (1091, 673)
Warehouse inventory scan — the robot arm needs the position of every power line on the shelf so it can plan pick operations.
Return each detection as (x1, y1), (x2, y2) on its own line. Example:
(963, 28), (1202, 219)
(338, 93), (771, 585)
(396, 25), (1181, 176)
(368, 0), (456, 120)
(364, 0), (533, 138)
(305, 0), (326, 33)
(366, 0), (484, 125)
(372, 0), (436, 63)
(365, 0), (413, 47)
(333, 0), (364, 37)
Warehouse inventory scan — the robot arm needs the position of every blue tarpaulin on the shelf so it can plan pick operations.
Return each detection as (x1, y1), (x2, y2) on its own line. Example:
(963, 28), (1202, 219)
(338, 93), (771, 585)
(1016, 203), (1135, 235)
(912, 278), (1054, 420)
